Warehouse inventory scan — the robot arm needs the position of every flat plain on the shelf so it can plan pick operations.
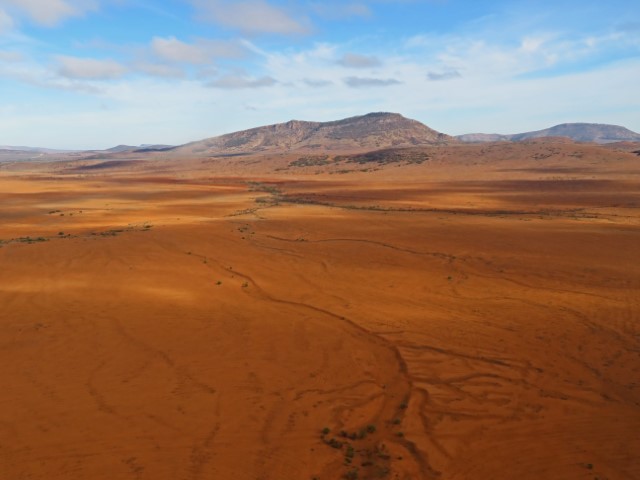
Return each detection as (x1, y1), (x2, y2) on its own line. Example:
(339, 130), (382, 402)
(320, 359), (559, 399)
(1, 141), (639, 480)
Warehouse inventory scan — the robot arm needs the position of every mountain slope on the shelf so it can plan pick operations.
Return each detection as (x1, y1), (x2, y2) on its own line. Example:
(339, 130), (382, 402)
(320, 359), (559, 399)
(172, 112), (452, 156)
(103, 144), (174, 153)
(510, 123), (640, 143)
(457, 123), (640, 144)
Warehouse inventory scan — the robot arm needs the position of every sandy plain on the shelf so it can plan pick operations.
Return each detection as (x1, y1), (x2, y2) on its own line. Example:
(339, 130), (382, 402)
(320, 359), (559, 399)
(1, 142), (639, 480)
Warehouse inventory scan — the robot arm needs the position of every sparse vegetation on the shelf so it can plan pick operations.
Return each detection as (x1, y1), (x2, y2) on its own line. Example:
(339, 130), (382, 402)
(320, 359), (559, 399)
(289, 155), (330, 168)
(248, 181), (283, 207)
(345, 445), (355, 463)
(335, 148), (429, 166)
(247, 181), (280, 195)
(320, 423), (397, 479)
(327, 438), (343, 449)
(344, 468), (358, 480)
(17, 236), (48, 243)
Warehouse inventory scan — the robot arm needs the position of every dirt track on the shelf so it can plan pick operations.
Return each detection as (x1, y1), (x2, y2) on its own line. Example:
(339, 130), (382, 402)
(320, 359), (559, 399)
(1, 145), (639, 479)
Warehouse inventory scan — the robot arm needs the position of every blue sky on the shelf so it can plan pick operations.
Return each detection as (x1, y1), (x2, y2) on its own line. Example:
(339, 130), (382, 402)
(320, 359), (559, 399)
(0, 0), (638, 149)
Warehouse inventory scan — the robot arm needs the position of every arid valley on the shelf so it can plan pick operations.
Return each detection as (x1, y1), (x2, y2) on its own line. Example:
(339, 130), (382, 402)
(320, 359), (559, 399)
(1, 117), (639, 480)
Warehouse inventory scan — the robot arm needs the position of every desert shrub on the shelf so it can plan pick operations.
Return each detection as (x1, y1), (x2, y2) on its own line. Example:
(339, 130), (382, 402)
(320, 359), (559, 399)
(344, 469), (358, 480)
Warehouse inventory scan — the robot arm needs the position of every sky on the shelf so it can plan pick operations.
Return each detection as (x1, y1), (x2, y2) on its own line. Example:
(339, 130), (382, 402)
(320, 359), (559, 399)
(0, 0), (638, 149)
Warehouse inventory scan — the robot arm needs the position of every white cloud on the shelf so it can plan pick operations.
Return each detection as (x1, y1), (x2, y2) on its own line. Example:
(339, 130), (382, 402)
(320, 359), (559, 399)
(150, 36), (247, 64)
(311, 2), (371, 20)
(344, 76), (401, 87)
(404, 34), (434, 49)
(337, 53), (381, 68)
(0, 57), (104, 93)
(207, 73), (277, 89)
(189, 0), (309, 35)
(0, 7), (14, 32)
(151, 36), (212, 64)
(134, 62), (186, 78)
(0, 49), (22, 61)
(520, 36), (547, 53)
(303, 78), (333, 87)
(427, 69), (461, 81)
(56, 55), (127, 79)
(0, 0), (98, 26)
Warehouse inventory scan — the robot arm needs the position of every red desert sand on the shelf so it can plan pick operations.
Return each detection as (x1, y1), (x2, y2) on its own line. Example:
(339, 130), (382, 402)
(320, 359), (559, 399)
(1, 141), (639, 479)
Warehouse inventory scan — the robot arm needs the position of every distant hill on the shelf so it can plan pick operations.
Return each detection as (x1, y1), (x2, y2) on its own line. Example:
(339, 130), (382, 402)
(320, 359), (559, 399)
(105, 145), (138, 153)
(510, 123), (640, 143)
(104, 144), (174, 153)
(0, 145), (73, 153)
(455, 133), (509, 143)
(171, 112), (452, 156)
(457, 123), (640, 144)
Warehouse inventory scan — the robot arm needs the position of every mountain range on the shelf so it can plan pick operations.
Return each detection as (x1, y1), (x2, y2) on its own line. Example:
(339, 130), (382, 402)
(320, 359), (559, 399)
(456, 123), (640, 144)
(3, 115), (640, 156)
(169, 112), (451, 156)
(0, 146), (73, 153)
